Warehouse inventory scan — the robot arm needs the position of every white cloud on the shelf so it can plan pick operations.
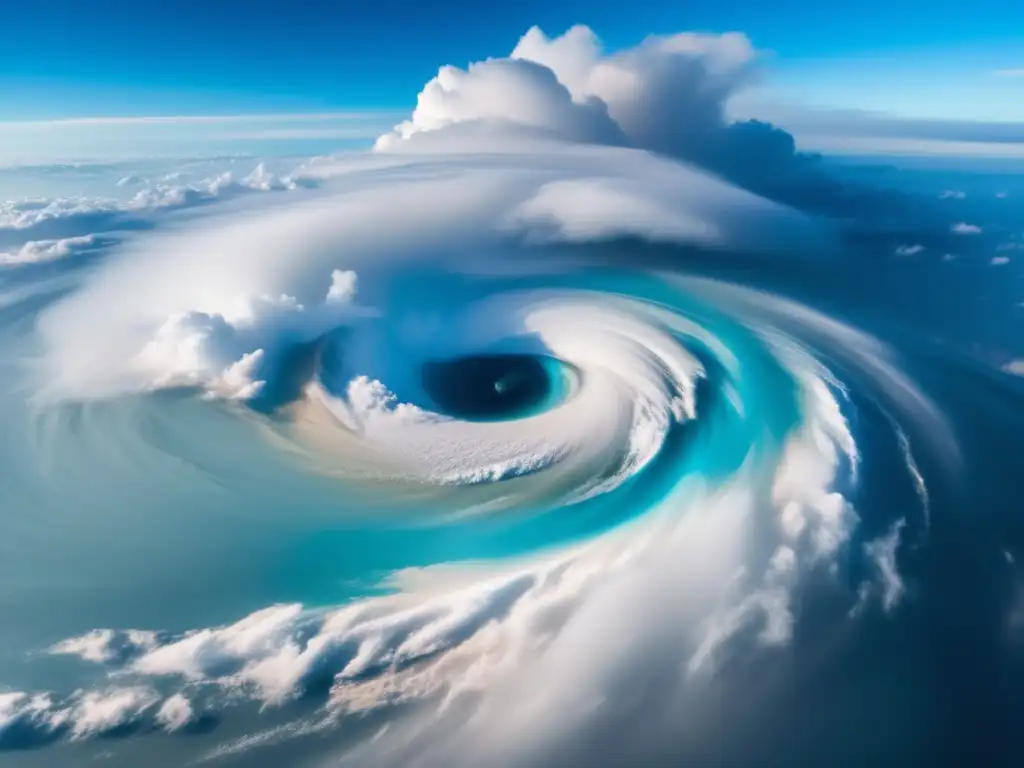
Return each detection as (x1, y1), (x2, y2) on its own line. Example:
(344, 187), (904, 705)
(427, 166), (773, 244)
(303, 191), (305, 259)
(50, 628), (158, 664)
(895, 244), (925, 256)
(0, 163), (309, 269)
(207, 349), (266, 400)
(994, 69), (1024, 78)
(116, 173), (144, 188)
(0, 692), (68, 743)
(951, 222), (982, 235)
(731, 101), (1024, 156)
(375, 56), (624, 150)
(991, 256), (1011, 266)
(326, 269), (358, 303)
(508, 176), (728, 246)
(32, 141), (816, 405)
(69, 687), (159, 740)
(155, 694), (194, 733)
(1003, 359), (1024, 376)
(131, 272), (364, 402)
(0, 235), (95, 265)
(862, 519), (907, 613)
(512, 26), (755, 160)
(377, 25), (756, 166)
(896, 428), (930, 529)
(939, 189), (965, 199)
(241, 162), (297, 192)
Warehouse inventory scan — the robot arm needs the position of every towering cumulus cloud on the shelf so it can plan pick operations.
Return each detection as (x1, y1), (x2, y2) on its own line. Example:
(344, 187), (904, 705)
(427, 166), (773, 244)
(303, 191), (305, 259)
(0, 24), (966, 768)
(377, 25), (759, 161)
(375, 25), (885, 221)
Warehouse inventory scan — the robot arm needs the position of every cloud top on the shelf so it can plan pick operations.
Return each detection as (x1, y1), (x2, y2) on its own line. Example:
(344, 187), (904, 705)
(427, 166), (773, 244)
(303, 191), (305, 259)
(376, 25), (758, 167)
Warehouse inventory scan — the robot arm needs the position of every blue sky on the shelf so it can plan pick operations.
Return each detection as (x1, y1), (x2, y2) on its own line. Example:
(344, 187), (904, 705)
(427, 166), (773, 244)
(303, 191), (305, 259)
(0, 0), (1022, 162)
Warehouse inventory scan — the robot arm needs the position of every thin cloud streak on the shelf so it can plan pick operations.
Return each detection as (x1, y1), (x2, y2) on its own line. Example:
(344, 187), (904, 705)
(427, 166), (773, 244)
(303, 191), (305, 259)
(0, 111), (402, 129)
(226, 128), (386, 141)
(799, 136), (1024, 157)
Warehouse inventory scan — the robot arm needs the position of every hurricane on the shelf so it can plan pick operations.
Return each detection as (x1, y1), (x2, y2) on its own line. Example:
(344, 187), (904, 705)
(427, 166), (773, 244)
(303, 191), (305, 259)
(2, 24), (1023, 768)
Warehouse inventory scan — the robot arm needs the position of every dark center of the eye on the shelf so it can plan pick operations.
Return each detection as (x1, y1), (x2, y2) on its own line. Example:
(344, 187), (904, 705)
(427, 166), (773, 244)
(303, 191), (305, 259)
(422, 354), (551, 421)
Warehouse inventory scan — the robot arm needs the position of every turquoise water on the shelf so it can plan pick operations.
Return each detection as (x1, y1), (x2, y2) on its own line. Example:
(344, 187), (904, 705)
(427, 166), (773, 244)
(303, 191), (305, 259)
(0, 269), (806, 691)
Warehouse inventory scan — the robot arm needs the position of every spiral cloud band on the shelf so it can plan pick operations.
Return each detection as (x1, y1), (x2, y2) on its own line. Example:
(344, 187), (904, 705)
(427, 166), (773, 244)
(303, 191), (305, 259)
(0, 24), (981, 768)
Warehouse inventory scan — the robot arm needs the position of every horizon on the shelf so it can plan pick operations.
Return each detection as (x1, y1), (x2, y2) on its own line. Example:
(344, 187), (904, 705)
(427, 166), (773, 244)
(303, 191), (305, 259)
(2, 2), (1023, 165)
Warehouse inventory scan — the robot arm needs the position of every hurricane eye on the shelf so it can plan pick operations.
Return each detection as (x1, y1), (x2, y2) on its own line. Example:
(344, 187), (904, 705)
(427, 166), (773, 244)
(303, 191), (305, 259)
(422, 354), (562, 421)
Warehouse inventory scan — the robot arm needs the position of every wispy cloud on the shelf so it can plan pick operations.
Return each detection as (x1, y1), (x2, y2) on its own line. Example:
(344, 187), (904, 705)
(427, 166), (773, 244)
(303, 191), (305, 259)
(0, 111), (400, 130)
(801, 136), (1024, 158)
(993, 69), (1024, 78)
(895, 244), (925, 256)
(951, 222), (982, 235)
(225, 128), (385, 141)
(0, 111), (400, 164)
(732, 100), (1024, 157)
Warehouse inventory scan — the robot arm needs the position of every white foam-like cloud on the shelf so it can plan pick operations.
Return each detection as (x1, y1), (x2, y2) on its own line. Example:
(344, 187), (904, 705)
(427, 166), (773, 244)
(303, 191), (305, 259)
(0, 692), (68, 744)
(100, 272), (363, 401)
(0, 686), (201, 744)
(512, 26), (755, 160)
(154, 694), (194, 733)
(375, 55), (624, 151)
(0, 163), (301, 252)
(242, 162), (298, 192)
(0, 235), (96, 265)
(69, 687), (159, 740)
(50, 628), (158, 664)
(326, 269), (358, 303)
(951, 222), (982, 235)
(377, 25), (756, 165)
(207, 349), (267, 400)
(991, 256), (1011, 266)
